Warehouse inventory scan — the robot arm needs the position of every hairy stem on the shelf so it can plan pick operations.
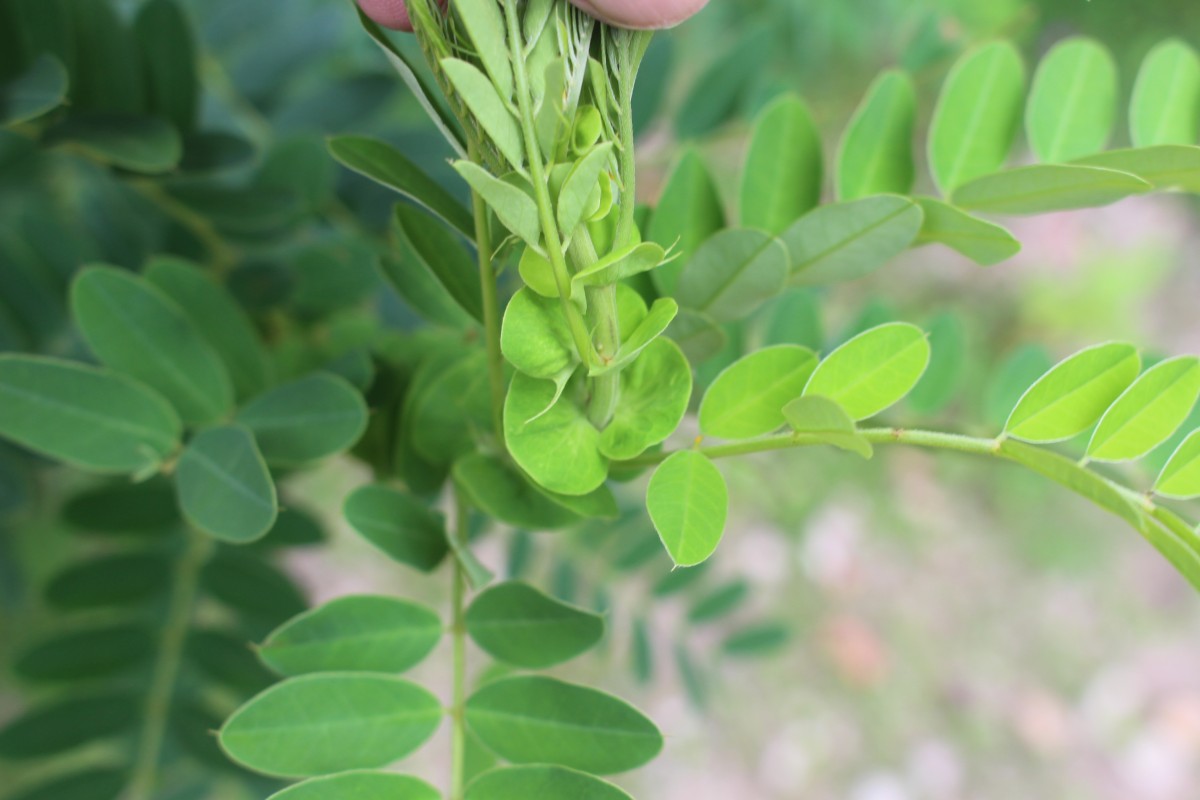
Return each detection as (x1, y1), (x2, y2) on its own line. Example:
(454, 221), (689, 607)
(124, 530), (213, 800)
(469, 143), (507, 444)
(502, 0), (595, 368)
(449, 489), (470, 800)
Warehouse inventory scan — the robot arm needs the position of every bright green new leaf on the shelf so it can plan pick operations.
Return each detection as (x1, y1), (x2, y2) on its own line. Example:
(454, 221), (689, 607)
(236, 374), (368, 466)
(601, 339), (691, 460)
(393, 203), (484, 322)
(466, 581), (604, 668)
(558, 143), (613, 235)
(999, 439), (1142, 528)
(1087, 356), (1200, 462)
(175, 425), (277, 543)
(47, 114), (182, 174)
(519, 246), (558, 298)
(804, 322), (931, 421)
(504, 373), (608, 496)
(466, 676), (662, 774)
(15, 624), (153, 682)
(1130, 39), (1200, 148)
(220, 674), (442, 778)
(648, 149), (726, 294)
(1026, 37), (1117, 162)
(740, 94), (823, 234)
(268, 772), (440, 800)
(466, 766), (633, 800)
(837, 70), (916, 199)
(260, 595), (442, 677)
(0, 54), (68, 126)
(144, 257), (271, 400)
(71, 266), (233, 425)
(572, 242), (667, 290)
(1156, 430), (1200, 499)
(782, 395), (873, 458)
(647, 450), (728, 568)
(781, 195), (923, 285)
(0, 355), (180, 475)
(453, 161), (541, 248)
(329, 135), (474, 238)
(453, 453), (580, 530)
(699, 345), (818, 439)
(1004, 342), (1141, 442)
(914, 197), (1021, 266)
(442, 59), (525, 169)
(501, 289), (577, 379)
(343, 484), (449, 572)
(596, 298), (679, 376)
(676, 229), (789, 323)
(950, 164), (1152, 215)
(1073, 145), (1200, 192)
(929, 41), (1026, 193)
(534, 481), (619, 521)
(456, 0), (514, 99)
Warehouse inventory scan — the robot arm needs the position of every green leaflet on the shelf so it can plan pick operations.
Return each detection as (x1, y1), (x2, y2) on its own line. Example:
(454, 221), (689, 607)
(558, 143), (613, 235)
(1004, 343), (1142, 443)
(534, 481), (619, 521)
(201, 550), (307, 627)
(453, 161), (542, 248)
(804, 322), (931, 421)
(0, 355), (180, 475)
(4, 768), (126, 800)
(647, 450), (728, 568)
(453, 453), (581, 530)
(466, 766), (633, 800)
(46, 114), (182, 174)
(268, 772), (440, 800)
(144, 257), (271, 400)
(501, 288), (577, 379)
(782, 395), (873, 458)
(135, 0), (198, 133)
(0, 54), (67, 126)
(45, 553), (171, 611)
(519, 246), (559, 298)
(914, 197), (1021, 266)
(71, 266), (233, 425)
(455, 0), (514, 100)
(781, 195), (923, 286)
(260, 595), (442, 677)
(465, 676), (662, 774)
(666, 308), (727, 365)
(219, 674), (442, 778)
(392, 203), (483, 323)
(329, 135), (474, 239)
(1087, 356), (1200, 462)
(600, 337), (692, 460)
(236, 374), (368, 466)
(442, 59), (525, 169)
(699, 345), (819, 440)
(466, 581), (604, 668)
(740, 94), (823, 234)
(595, 297), (678, 376)
(62, 479), (178, 535)
(689, 580), (749, 623)
(648, 149), (726, 294)
(504, 373), (608, 496)
(1144, 508), (1200, 596)
(1026, 37), (1116, 163)
(572, 242), (667, 290)
(722, 622), (791, 658)
(0, 692), (139, 759)
(15, 623), (153, 682)
(676, 228), (790, 323)
(343, 484), (449, 572)
(1130, 39), (1200, 148)
(837, 70), (916, 199)
(950, 165), (1151, 215)
(186, 629), (275, 694)
(175, 425), (277, 544)
(907, 313), (968, 415)
(1156, 430), (1200, 499)
(1073, 145), (1200, 192)
(408, 350), (493, 465)
(929, 41), (1026, 193)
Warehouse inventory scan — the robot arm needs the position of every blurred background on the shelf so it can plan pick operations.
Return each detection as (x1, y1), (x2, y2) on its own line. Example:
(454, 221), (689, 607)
(3, 0), (1200, 798)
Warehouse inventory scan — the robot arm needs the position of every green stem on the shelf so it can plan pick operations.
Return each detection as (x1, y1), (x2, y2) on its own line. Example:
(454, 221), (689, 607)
(129, 180), (237, 275)
(125, 530), (213, 800)
(613, 33), (648, 251)
(469, 143), (507, 444)
(568, 230), (621, 427)
(449, 489), (470, 800)
(502, 0), (595, 368)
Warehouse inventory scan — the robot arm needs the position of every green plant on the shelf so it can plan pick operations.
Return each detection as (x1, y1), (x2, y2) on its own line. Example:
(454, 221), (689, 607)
(4, 1), (1200, 798)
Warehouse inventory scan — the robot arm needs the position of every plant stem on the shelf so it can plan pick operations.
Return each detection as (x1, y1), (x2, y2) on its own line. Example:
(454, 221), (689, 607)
(449, 488), (470, 800)
(129, 179), (237, 275)
(469, 143), (507, 444)
(124, 530), (213, 800)
(502, 0), (596, 368)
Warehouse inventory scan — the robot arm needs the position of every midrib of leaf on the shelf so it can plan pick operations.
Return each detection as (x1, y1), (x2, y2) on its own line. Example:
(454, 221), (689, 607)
(960, 168), (1143, 209)
(0, 381), (173, 451)
(709, 361), (814, 430)
(694, 236), (778, 313)
(1046, 51), (1094, 161)
(944, 49), (1009, 190)
(1092, 368), (1195, 452)
(851, 77), (906, 196)
(819, 337), (923, 405)
(793, 201), (912, 272)
(469, 707), (656, 741)
(185, 444), (273, 512)
(1147, 50), (1194, 145)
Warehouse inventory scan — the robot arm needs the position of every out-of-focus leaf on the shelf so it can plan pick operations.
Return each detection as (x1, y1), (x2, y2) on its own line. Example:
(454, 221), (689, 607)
(268, 772), (440, 800)
(343, 484), (450, 572)
(781, 196), (923, 285)
(677, 229), (789, 323)
(0, 54), (67, 126)
(741, 94), (823, 234)
(0, 693), (139, 758)
(837, 70), (916, 199)
(648, 149), (726, 294)
(1130, 39), (1200, 148)
(175, 425), (277, 544)
(950, 164), (1151, 215)
(466, 766), (633, 800)
(48, 114), (182, 173)
(1026, 37), (1116, 163)
(914, 197), (1021, 266)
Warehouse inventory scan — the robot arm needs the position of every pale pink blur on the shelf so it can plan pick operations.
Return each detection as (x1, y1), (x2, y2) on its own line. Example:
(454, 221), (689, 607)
(356, 0), (708, 31)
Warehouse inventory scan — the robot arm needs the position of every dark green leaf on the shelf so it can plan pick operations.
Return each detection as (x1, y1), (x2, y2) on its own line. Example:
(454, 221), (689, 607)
(62, 478), (178, 535)
(268, 772), (440, 800)
(0, 54), (67, 126)
(0, 693), (139, 758)
(453, 453), (580, 530)
(134, 0), (198, 132)
(48, 113), (182, 173)
(343, 484), (450, 572)
(466, 582), (604, 668)
(466, 766), (633, 800)
(201, 551), (307, 628)
(45, 553), (170, 610)
(236, 374), (368, 466)
(186, 629), (276, 694)
(15, 623), (153, 682)
(688, 580), (749, 623)
(393, 204), (483, 323)
(5, 768), (126, 800)
(176, 425), (277, 544)
(677, 229), (789, 323)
